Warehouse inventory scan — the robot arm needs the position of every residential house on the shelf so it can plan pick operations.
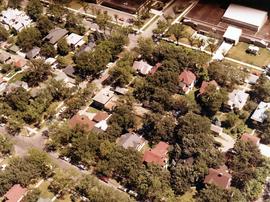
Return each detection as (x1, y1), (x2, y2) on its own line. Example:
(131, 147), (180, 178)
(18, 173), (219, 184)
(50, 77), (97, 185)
(251, 101), (270, 123)
(204, 167), (232, 189)
(14, 59), (27, 69)
(0, 51), (11, 63)
(227, 89), (249, 110)
(114, 86), (128, 95)
(4, 81), (28, 94)
(76, 41), (96, 56)
(93, 111), (110, 131)
(117, 132), (147, 151)
(143, 141), (170, 168)
(66, 33), (85, 49)
(199, 80), (219, 95)
(44, 28), (68, 45)
(241, 133), (260, 146)
(149, 63), (162, 75)
(92, 87), (115, 109)
(245, 73), (259, 85)
(0, 9), (32, 32)
(3, 184), (27, 202)
(68, 114), (95, 131)
(8, 45), (20, 54)
(26, 47), (40, 60)
(179, 70), (196, 94)
(133, 60), (153, 75)
(63, 65), (76, 78)
(210, 124), (223, 136)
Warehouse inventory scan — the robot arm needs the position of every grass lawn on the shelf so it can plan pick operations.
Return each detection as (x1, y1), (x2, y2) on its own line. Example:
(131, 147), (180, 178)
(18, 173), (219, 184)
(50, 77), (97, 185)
(227, 42), (270, 67)
(87, 106), (99, 113)
(67, 0), (82, 10)
(8, 71), (25, 83)
(177, 189), (196, 202)
(38, 181), (54, 199)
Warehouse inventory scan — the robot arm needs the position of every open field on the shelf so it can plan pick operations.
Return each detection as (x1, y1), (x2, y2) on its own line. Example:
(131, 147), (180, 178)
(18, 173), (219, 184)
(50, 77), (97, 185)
(227, 42), (270, 67)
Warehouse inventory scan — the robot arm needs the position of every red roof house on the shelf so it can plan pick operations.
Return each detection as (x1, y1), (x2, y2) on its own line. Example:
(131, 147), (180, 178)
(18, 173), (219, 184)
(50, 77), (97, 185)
(204, 168), (232, 189)
(4, 184), (27, 202)
(143, 141), (169, 168)
(199, 80), (219, 95)
(241, 133), (260, 146)
(68, 114), (95, 131)
(179, 70), (196, 94)
(92, 111), (109, 123)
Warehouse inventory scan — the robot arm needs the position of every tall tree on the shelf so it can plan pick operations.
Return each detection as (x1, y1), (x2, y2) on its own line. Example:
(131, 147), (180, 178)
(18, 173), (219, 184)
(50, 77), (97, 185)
(16, 27), (41, 51)
(0, 25), (9, 42)
(26, 0), (43, 21)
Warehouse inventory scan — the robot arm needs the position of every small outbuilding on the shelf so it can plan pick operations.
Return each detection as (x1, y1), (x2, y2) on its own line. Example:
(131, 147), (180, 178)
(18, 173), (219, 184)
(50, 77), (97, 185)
(223, 26), (242, 45)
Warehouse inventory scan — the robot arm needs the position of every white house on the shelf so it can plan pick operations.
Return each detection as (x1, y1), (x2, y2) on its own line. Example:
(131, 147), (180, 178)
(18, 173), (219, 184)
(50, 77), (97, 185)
(66, 33), (85, 49)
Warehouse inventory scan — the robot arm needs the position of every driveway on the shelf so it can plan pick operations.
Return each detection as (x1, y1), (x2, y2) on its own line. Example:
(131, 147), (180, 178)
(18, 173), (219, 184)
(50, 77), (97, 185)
(214, 133), (235, 152)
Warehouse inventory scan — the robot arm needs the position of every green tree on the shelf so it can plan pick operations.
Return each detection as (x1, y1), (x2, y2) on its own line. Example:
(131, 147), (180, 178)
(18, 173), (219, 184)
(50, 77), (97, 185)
(108, 104), (136, 134)
(26, 0), (43, 21)
(252, 75), (270, 102)
(22, 189), (41, 202)
(0, 24), (9, 42)
(260, 111), (270, 144)
(200, 84), (228, 116)
(153, 20), (169, 35)
(167, 23), (186, 42)
(47, 4), (65, 23)
(65, 13), (85, 35)
(196, 185), (246, 202)
(22, 59), (51, 87)
(177, 112), (211, 136)
(8, 0), (22, 8)
(137, 37), (155, 61)
(57, 38), (70, 56)
(0, 134), (13, 157)
(40, 43), (57, 58)
(208, 62), (247, 90)
(49, 170), (74, 197)
(36, 15), (54, 36)
(6, 87), (30, 111)
(16, 27), (41, 51)
(96, 12), (112, 33)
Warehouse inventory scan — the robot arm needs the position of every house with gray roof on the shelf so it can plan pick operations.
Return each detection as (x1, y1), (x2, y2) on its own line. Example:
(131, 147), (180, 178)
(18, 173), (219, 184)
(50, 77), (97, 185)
(117, 133), (146, 151)
(227, 89), (249, 110)
(63, 65), (75, 78)
(44, 28), (68, 45)
(26, 47), (40, 60)
(0, 51), (11, 63)
(251, 101), (270, 123)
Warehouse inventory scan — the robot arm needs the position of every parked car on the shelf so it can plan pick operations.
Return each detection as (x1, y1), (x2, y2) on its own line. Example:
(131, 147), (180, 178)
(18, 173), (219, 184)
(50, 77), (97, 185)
(77, 164), (87, 170)
(128, 190), (138, 197)
(60, 156), (71, 162)
(98, 175), (109, 183)
(117, 185), (128, 192)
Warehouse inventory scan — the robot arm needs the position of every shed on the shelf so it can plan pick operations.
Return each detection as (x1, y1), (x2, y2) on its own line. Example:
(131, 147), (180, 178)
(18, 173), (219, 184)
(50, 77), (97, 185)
(223, 26), (242, 45)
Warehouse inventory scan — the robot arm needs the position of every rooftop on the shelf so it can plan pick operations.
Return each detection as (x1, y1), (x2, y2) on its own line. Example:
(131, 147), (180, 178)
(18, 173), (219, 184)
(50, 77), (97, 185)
(241, 133), (260, 145)
(143, 141), (169, 166)
(66, 33), (84, 46)
(117, 133), (146, 151)
(223, 26), (242, 41)
(93, 87), (114, 105)
(179, 70), (196, 86)
(44, 28), (68, 45)
(4, 184), (27, 202)
(204, 167), (232, 189)
(68, 114), (95, 131)
(222, 4), (268, 28)
(199, 80), (219, 94)
(227, 89), (249, 110)
(251, 101), (270, 123)
(133, 60), (153, 75)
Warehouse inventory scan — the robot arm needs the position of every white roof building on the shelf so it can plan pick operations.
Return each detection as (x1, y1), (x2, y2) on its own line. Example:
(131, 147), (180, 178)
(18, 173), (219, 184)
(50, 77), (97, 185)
(133, 60), (153, 75)
(66, 33), (85, 48)
(227, 89), (249, 110)
(0, 8), (32, 32)
(223, 26), (242, 45)
(251, 101), (270, 123)
(222, 4), (268, 31)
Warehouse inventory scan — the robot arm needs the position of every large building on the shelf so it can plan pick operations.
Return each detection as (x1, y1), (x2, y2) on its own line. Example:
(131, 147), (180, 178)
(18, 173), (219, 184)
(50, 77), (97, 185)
(222, 4), (268, 31)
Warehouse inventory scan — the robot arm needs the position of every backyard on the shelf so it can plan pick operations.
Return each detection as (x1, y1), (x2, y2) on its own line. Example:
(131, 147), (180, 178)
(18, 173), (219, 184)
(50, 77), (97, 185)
(227, 42), (270, 67)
